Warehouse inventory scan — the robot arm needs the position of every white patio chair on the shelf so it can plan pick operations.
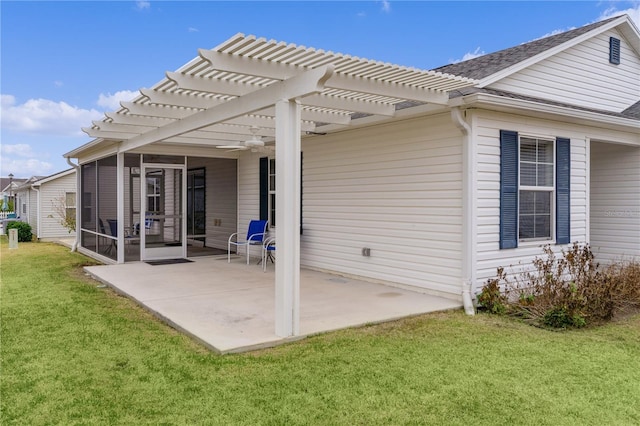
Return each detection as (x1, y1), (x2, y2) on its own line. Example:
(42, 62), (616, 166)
(262, 236), (276, 272)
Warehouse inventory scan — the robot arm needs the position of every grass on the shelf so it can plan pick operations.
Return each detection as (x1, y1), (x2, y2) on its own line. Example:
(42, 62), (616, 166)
(2, 239), (640, 425)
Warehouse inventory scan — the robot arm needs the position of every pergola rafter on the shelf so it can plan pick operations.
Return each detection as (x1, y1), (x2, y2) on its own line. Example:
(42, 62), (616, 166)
(81, 32), (476, 154)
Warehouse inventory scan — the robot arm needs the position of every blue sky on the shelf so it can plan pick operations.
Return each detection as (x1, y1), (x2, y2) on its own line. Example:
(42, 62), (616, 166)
(2, 0), (639, 177)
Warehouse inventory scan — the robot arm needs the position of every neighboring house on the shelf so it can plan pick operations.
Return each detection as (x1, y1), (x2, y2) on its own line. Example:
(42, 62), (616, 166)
(13, 169), (77, 240)
(1, 177), (27, 214)
(65, 15), (640, 337)
(13, 176), (44, 223)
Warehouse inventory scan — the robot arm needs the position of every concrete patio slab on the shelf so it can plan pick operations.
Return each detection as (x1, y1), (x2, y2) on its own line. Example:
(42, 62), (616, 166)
(84, 256), (462, 353)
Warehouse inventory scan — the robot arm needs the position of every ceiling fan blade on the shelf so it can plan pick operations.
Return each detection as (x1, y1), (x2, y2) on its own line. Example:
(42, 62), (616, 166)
(216, 145), (244, 149)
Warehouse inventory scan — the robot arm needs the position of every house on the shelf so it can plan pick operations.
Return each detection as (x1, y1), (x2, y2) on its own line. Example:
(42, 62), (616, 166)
(65, 15), (640, 337)
(12, 169), (77, 240)
(1, 177), (27, 216)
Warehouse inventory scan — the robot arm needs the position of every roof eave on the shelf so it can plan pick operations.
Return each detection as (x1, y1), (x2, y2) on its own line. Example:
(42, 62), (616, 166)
(451, 92), (640, 134)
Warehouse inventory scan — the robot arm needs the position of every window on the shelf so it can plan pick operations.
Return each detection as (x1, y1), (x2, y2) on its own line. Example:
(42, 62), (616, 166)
(187, 168), (206, 236)
(500, 130), (570, 249)
(519, 137), (554, 241)
(65, 192), (76, 224)
(259, 154), (303, 233)
(146, 172), (162, 214)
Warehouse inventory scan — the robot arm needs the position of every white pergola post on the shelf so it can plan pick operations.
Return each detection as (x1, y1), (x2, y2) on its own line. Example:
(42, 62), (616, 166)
(275, 98), (301, 337)
(116, 151), (125, 264)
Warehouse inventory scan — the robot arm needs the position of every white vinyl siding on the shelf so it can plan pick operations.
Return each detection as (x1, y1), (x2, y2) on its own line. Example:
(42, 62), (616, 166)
(187, 157), (237, 251)
(474, 110), (588, 285)
(236, 115), (464, 297)
(489, 28), (640, 112)
(590, 142), (640, 262)
(38, 171), (77, 239)
(237, 152), (269, 259)
(302, 115), (463, 297)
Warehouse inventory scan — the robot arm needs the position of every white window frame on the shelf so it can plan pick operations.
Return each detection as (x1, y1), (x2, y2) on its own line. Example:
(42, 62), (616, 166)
(65, 191), (77, 223)
(518, 136), (556, 243)
(268, 158), (276, 228)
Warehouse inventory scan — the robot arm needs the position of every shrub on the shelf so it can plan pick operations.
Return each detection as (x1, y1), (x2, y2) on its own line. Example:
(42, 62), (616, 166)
(477, 267), (508, 315)
(478, 243), (640, 329)
(5, 221), (33, 242)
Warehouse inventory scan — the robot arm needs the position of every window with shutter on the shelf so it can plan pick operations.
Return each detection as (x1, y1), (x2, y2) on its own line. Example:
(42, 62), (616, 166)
(499, 131), (571, 248)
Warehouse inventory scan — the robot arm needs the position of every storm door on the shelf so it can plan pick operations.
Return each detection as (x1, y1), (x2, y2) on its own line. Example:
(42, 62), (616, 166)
(140, 163), (186, 260)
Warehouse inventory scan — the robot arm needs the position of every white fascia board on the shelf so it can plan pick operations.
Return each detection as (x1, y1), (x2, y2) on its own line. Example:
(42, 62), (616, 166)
(64, 138), (106, 159)
(619, 18), (640, 56)
(478, 15), (630, 88)
(199, 49), (450, 104)
(452, 92), (640, 133)
(119, 65), (334, 153)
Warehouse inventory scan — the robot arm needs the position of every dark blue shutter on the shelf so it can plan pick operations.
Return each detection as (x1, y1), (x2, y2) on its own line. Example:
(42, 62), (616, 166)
(259, 157), (268, 222)
(500, 130), (519, 249)
(556, 137), (570, 244)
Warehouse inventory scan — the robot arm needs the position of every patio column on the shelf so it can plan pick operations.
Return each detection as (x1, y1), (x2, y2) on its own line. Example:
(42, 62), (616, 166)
(275, 98), (301, 337)
(116, 151), (125, 263)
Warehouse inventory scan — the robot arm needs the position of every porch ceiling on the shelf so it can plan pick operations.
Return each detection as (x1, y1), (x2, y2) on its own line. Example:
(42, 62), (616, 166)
(76, 33), (477, 155)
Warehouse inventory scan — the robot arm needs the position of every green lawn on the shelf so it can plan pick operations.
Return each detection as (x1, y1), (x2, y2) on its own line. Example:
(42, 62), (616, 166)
(2, 240), (639, 425)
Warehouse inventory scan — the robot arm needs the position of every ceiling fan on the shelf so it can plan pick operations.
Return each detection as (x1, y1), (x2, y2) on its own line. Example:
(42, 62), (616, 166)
(216, 126), (272, 152)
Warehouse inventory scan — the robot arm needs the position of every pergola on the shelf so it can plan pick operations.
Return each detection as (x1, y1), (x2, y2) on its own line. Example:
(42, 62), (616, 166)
(69, 33), (477, 337)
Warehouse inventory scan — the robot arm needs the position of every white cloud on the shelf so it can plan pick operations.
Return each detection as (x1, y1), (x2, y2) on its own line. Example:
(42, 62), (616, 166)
(0, 95), (102, 136)
(136, 1), (150, 11)
(598, 3), (640, 27)
(188, 27), (199, 33)
(96, 90), (138, 110)
(535, 27), (576, 40)
(450, 47), (486, 64)
(0, 157), (54, 177)
(1, 144), (35, 158)
(535, 3), (640, 42)
(54, 80), (64, 87)
(380, 0), (391, 13)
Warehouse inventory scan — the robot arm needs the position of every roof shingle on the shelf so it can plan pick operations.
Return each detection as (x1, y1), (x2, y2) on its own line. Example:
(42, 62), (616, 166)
(433, 16), (620, 80)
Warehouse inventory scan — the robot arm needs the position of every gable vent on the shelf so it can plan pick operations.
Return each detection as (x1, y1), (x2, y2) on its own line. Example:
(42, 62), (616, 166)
(609, 37), (621, 65)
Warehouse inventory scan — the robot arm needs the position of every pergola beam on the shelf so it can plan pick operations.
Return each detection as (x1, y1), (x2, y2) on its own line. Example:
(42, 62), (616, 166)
(167, 72), (395, 116)
(119, 65), (334, 152)
(140, 88), (230, 109)
(105, 112), (174, 127)
(199, 49), (450, 104)
(120, 102), (200, 120)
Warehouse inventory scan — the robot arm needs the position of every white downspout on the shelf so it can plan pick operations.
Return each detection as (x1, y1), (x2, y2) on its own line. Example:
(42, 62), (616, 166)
(451, 107), (476, 316)
(32, 184), (41, 240)
(66, 156), (79, 252)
